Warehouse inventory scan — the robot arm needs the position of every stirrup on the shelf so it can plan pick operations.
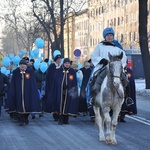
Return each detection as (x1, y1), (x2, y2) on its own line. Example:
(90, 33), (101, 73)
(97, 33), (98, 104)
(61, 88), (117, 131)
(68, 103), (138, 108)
(125, 97), (134, 106)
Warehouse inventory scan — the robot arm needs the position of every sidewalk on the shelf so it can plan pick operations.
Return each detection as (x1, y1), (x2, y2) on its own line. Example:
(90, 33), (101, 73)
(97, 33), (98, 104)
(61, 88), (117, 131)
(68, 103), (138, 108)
(135, 79), (150, 97)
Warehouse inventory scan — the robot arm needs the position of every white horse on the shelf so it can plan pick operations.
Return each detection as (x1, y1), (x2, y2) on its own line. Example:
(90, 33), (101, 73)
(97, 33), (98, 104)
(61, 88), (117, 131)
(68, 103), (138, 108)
(93, 52), (124, 145)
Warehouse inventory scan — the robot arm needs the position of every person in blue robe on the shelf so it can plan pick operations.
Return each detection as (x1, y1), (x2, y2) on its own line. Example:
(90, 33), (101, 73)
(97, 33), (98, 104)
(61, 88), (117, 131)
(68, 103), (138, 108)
(45, 52), (62, 121)
(80, 59), (95, 121)
(5, 59), (41, 126)
(45, 58), (78, 125)
(119, 67), (137, 122)
(0, 71), (9, 117)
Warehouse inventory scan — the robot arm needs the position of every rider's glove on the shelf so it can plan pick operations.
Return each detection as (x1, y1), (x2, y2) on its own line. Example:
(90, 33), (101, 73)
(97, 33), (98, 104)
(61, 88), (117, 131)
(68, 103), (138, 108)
(99, 59), (108, 66)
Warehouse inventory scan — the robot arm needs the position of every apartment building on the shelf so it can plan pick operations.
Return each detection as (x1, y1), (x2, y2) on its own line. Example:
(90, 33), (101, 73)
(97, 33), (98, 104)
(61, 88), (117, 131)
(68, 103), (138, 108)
(64, 0), (150, 60)
(88, 0), (141, 55)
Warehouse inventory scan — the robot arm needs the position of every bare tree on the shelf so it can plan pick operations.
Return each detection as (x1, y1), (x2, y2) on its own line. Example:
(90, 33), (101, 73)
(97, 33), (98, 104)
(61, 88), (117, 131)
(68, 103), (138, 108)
(30, 0), (87, 58)
(139, 0), (150, 89)
(0, 0), (41, 54)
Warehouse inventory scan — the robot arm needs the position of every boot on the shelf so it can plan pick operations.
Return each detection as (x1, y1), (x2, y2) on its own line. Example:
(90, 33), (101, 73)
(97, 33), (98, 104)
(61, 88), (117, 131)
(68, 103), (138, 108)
(63, 115), (69, 124)
(119, 112), (126, 123)
(53, 113), (59, 121)
(58, 115), (63, 125)
(24, 114), (29, 124)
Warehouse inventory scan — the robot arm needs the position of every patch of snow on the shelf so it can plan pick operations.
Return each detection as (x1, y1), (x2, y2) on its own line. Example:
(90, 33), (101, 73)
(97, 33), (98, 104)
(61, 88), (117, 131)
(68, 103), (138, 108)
(135, 79), (150, 97)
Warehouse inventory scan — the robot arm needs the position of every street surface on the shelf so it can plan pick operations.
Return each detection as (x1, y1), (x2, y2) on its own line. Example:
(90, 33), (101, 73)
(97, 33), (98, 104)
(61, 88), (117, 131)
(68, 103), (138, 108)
(0, 95), (150, 150)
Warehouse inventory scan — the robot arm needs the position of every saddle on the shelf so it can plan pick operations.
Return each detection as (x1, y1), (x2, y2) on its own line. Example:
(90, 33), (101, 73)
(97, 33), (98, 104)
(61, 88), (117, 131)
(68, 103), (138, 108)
(90, 66), (107, 89)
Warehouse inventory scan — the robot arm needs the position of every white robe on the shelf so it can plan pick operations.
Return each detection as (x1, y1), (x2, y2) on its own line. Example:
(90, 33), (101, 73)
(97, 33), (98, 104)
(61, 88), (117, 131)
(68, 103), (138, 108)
(91, 42), (127, 75)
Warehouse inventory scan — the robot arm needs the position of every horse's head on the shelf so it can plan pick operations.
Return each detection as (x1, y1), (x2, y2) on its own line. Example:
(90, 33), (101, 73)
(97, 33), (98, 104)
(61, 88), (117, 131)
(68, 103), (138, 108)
(107, 52), (123, 88)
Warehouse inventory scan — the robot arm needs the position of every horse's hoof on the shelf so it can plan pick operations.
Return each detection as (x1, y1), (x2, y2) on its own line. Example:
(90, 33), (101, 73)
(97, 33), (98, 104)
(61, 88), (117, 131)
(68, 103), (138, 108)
(106, 140), (112, 145)
(99, 137), (105, 142)
(106, 137), (112, 144)
(106, 139), (117, 145)
(112, 141), (117, 145)
(111, 138), (117, 145)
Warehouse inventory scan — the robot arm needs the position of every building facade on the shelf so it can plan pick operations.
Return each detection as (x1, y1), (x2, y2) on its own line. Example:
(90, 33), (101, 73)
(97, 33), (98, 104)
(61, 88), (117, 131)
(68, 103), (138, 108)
(88, 0), (140, 55)
(64, 0), (150, 60)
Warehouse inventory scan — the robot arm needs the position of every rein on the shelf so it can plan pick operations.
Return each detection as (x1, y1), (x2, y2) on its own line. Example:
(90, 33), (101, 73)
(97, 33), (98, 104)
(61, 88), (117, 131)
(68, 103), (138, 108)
(112, 75), (121, 79)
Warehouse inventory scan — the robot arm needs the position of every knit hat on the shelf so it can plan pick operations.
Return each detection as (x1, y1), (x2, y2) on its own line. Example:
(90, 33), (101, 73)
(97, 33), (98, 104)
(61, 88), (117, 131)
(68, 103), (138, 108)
(63, 58), (70, 64)
(103, 27), (115, 38)
(19, 59), (27, 65)
(53, 50), (61, 61)
(23, 56), (29, 61)
(54, 54), (61, 61)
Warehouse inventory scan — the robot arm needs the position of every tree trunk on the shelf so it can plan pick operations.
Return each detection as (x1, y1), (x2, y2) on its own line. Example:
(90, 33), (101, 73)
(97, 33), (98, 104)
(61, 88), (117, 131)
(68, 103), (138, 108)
(139, 0), (150, 89)
(60, 0), (64, 57)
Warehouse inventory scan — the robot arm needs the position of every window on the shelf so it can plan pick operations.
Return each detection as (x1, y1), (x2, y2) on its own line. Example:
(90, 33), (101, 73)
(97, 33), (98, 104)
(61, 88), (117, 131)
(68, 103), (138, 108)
(126, 15), (128, 23)
(114, 18), (116, 26)
(99, 7), (101, 15)
(118, 17), (120, 25)
(129, 32), (133, 41)
(121, 16), (124, 24)
(90, 39), (92, 46)
(107, 20), (109, 27)
(120, 34), (124, 42)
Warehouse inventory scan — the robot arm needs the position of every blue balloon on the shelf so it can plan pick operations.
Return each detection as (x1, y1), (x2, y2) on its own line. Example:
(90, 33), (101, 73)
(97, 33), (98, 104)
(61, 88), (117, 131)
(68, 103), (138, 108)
(8, 54), (14, 60)
(48, 59), (53, 65)
(53, 50), (61, 58)
(78, 62), (83, 69)
(33, 48), (39, 58)
(30, 51), (34, 58)
(1, 67), (7, 74)
(2, 56), (11, 67)
(18, 52), (22, 57)
(13, 56), (21, 65)
(61, 58), (64, 64)
(37, 57), (42, 62)
(21, 49), (26, 55)
(41, 53), (44, 57)
(5, 70), (10, 76)
(34, 60), (40, 71)
(35, 38), (44, 49)
(40, 62), (48, 73)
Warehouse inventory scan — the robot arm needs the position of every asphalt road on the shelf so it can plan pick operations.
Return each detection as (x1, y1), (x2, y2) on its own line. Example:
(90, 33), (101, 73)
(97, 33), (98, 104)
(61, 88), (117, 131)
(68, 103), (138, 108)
(0, 95), (150, 150)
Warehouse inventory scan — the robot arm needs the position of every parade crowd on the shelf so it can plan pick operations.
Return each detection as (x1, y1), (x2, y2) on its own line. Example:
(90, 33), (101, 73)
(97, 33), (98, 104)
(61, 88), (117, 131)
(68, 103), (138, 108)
(0, 27), (137, 126)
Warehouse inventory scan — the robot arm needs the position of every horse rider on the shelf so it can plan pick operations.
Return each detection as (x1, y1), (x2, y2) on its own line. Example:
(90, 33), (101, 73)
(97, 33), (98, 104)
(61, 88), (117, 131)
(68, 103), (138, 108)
(90, 27), (128, 105)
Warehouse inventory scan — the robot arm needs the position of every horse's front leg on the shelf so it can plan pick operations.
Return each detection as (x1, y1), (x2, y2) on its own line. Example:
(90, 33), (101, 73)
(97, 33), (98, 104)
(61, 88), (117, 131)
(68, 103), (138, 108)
(93, 106), (105, 141)
(111, 106), (121, 145)
(103, 108), (112, 144)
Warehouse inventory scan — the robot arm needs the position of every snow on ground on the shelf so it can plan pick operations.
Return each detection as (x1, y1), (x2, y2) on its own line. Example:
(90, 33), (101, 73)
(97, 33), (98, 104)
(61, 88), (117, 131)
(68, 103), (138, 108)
(135, 79), (150, 97)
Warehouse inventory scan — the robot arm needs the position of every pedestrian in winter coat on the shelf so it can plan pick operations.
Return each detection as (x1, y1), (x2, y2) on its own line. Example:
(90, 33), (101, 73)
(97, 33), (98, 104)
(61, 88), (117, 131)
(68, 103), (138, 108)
(45, 58), (78, 125)
(0, 71), (9, 116)
(45, 51), (62, 121)
(5, 59), (41, 126)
